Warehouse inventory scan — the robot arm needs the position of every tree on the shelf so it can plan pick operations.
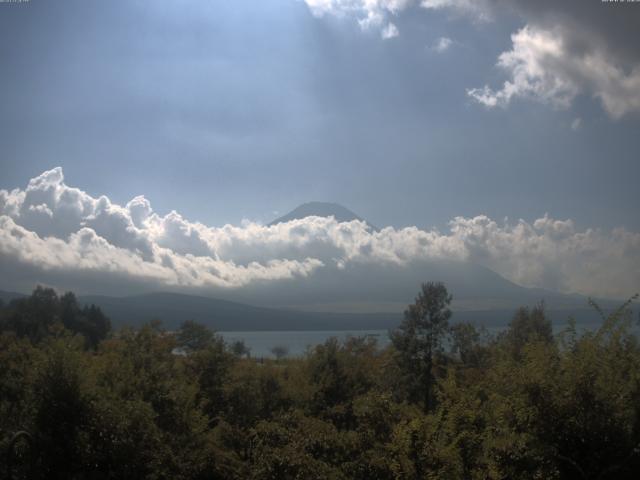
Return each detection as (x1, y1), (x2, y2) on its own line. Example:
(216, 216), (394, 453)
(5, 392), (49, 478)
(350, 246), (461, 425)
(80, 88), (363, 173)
(499, 302), (552, 359)
(31, 336), (92, 479)
(449, 322), (486, 367)
(82, 304), (111, 347)
(230, 340), (251, 358)
(270, 345), (289, 361)
(176, 320), (215, 352)
(2, 286), (59, 343)
(0, 288), (110, 348)
(391, 282), (452, 412)
(187, 336), (234, 422)
(60, 293), (111, 348)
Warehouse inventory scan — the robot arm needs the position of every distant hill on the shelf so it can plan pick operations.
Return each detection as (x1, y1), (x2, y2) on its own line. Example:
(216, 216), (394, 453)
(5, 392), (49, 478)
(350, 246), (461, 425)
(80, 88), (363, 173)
(78, 292), (401, 331)
(74, 291), (612, 332)
(0, 288), (617, 332)
(0, 290), (26, 304)
(269, 202), (377, 230)
(219, 257), (620, 314)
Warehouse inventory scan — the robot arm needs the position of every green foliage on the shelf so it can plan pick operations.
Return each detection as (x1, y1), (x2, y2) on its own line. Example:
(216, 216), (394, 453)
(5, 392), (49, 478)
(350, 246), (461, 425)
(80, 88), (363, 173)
(230, 339), (251, 358)
(1, 286), (60, 342)
(307, 336), (381, 428)
(187, 337), (234, 422)
(30, 335), (93, 478)
(449, 321), (488, 367)
(498, 302), (553, 359)
(1, 286), (639, 479)
(390, 281), (452, 411)
(249, 411), (351, 480)
(176, 319), (216, 352)
(0, 286), (110, 347)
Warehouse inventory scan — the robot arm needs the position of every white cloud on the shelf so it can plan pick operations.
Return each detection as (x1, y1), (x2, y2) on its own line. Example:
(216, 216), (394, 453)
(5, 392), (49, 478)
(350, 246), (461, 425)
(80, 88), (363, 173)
(304, 0), (640, 119)
(1, 168), (638, 299)
(431, 36), (453, 53)
(0, 168), (323, 290)
(420, 0), (492, 22)
(302, 0), (491, 34)
(303, 0), (415, 36)
(571, 117), (582, 131)
(304, 0), (414, 18)
(126, 195), (153, 228)
(467, 25), (640, 119)
(447, 215), (640, 298)
(381, 22), (399, 39)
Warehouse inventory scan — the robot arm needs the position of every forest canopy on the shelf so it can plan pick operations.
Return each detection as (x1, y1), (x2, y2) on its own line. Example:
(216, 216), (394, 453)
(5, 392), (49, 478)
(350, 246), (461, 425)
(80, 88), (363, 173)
(1, 285), (639, 479)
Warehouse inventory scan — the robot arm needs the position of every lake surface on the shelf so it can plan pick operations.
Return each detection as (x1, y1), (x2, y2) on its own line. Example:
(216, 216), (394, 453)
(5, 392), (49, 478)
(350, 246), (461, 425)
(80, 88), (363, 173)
(219, 330), (390, 358)
(220, 320), (617, 358)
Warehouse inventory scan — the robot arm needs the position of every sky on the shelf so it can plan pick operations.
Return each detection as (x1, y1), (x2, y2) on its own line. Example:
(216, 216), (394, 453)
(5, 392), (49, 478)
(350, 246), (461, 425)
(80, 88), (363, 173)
(0, 0), (639, 303)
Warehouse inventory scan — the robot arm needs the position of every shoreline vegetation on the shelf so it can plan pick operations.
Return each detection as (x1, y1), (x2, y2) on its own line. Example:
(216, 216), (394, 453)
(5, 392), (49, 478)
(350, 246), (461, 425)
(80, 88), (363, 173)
(1, 284), (639, 479)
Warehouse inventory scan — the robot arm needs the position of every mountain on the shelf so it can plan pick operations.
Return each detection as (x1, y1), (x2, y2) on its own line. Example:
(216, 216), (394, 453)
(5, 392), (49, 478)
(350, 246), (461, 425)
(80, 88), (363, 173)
(78, 292), (400, 331)
(75, 291), (611, 332)
(218, 257), (617, 314)
(269, 202), (377, 230)
(0, 290), (26, 304)
(1, 287), (617, 332)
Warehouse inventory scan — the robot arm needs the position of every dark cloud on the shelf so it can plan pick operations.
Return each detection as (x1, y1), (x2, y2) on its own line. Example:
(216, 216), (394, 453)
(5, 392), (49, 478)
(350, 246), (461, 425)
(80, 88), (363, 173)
(499, 0), (640, 63)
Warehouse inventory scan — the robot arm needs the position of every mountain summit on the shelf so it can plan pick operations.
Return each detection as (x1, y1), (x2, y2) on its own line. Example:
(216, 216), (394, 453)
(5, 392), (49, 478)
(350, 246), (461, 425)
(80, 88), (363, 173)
(269, 202), (377, 229)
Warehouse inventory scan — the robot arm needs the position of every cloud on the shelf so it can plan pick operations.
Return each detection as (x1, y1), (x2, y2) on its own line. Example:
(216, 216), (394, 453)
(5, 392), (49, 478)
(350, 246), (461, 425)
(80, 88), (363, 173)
(304, 0), (640, 119)
(447, 214), (640, 299)
(421, 0), (492, 22)
(1, 168), (638, 300)
(381, 22), (399, 39)
(431, 36), (453, 53)
(305, 0), (414, 17)
(571, 117), (582, 131)
(426, 1), (640, 118)
(303, 0), (416, 36)
(0, 168), (323, 291)
(302, 0), (491, 36)
(467, 25), (640, 118)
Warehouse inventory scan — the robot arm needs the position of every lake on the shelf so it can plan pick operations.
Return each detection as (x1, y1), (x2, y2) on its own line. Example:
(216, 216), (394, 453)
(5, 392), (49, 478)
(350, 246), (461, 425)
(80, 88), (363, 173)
(219, 330), (390, 358)
(219, 320), (616, 358)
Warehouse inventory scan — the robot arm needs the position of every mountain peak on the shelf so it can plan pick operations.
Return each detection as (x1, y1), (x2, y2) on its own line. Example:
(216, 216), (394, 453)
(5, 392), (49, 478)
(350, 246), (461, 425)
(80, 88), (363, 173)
(269, 202), (376, 229)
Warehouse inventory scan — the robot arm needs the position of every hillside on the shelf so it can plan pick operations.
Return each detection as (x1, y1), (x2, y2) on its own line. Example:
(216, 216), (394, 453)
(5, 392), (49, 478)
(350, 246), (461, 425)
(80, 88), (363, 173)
(1, 286), (617, 332)
(77, 292), (401, 331)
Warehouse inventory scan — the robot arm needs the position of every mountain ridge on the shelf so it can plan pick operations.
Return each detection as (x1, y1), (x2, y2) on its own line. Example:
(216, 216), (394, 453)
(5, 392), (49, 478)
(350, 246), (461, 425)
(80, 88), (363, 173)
(269, 202), (378, 230)
(0, 289), (620, 332)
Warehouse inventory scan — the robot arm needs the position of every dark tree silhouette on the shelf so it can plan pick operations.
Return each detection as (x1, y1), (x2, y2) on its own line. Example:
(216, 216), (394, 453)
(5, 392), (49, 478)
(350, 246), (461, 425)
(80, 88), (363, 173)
(270, 345), (289, 360)
(0, 287), (110, 347)
(230, 339), (250, 358)
(500, 302), (552, 359)
(391, 281), (452, 412)
(176, 320), (215, 352)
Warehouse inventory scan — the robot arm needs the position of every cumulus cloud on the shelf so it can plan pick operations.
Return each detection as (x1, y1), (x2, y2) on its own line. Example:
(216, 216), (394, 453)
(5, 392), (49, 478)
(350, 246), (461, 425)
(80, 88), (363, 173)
(0, 168), (639, 300)
(467, 24), (640, 118)
(304, 0), (640, 118)
(425, 0), (640, 118)
(0, 168), (323, 291)
(448, 215), (640, 299)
